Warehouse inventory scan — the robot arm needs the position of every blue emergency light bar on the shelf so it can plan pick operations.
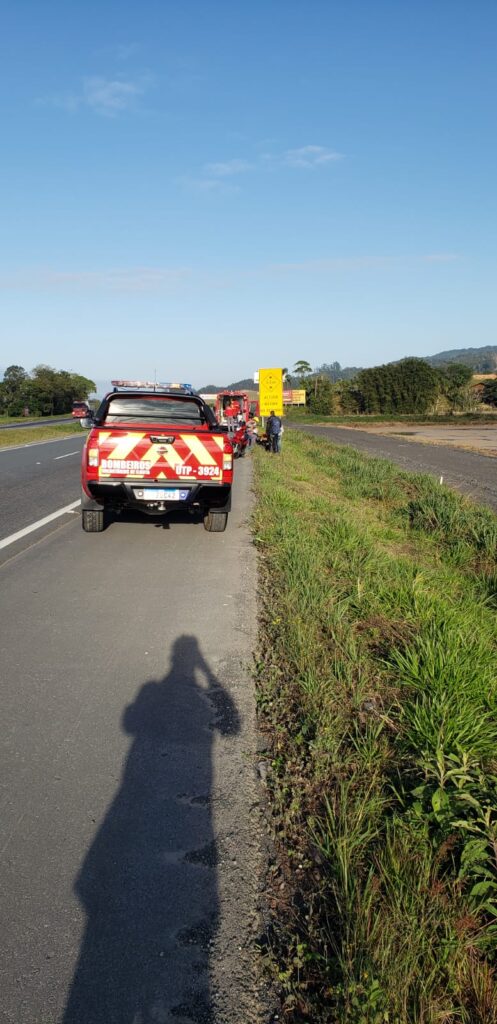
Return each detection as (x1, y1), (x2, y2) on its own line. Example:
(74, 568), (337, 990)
(111, 380), (194, 391)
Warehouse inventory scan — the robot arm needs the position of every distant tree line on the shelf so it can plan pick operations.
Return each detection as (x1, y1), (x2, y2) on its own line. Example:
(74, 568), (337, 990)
(0, 365), (96, 416)
(294, 358), (478, 416)
(310, 347), (497, 381)
(313, 361), (362, 382)
(198, 377), (255, 394)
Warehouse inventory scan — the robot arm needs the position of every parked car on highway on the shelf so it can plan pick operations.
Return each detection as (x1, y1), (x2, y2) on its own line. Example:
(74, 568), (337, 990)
(80, 381), (233, 533)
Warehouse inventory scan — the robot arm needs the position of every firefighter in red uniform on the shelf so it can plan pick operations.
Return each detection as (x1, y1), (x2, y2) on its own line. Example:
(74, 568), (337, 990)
(223, 400), (236, 428)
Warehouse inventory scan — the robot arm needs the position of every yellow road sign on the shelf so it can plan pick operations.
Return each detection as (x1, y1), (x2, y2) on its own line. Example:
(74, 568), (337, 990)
(259, 367), (283, 416)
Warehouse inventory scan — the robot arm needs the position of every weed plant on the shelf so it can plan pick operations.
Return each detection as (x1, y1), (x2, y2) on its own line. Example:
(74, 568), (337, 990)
(254, 433), (497, 1023)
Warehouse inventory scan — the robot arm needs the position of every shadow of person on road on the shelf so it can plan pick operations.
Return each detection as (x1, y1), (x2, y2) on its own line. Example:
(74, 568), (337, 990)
(63, 635), (240, 1024)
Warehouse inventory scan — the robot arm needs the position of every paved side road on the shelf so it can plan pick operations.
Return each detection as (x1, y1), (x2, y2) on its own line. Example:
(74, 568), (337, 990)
(0, 459), (266, 1024)
(289, 423), (497, 513)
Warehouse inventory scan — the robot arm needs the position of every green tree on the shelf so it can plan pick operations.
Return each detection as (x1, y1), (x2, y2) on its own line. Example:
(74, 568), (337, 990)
(1, 364), (96, 416)
(68, 372), (95, 399)
(293, 360), (314, 396)
(309, 375), (335, 415)
(0, 365), (30, 415)
(294, 359), (312, 377)
(31, 365), (59, 415)
(30, 366), (96, 414)
(335, 379), (361, 414)
(3, 364), (28, 389)
(481, 379), (497, 407)
(356, 358), (439, 415)
(437, 363), (473, 412)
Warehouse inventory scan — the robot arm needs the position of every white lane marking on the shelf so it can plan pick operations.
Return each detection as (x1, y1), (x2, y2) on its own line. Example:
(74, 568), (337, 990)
(0, 435), (85, 454)
(54, 450), (79, 460)
(0, 500), (80, 550)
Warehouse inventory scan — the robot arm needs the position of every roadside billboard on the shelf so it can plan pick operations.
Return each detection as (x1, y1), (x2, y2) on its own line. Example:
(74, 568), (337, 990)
(259, 368), (283, 416)
(283, 389), (306, 405)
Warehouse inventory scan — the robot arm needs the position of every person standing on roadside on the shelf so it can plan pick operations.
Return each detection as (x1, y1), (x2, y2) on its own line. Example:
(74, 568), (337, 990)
(223, 400), (236, 430)
(266, 410), (283, 453)
(246, 417), (258, 449)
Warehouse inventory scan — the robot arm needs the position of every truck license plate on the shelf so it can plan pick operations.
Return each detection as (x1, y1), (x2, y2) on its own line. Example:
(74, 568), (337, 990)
(134, 488), (189, 501)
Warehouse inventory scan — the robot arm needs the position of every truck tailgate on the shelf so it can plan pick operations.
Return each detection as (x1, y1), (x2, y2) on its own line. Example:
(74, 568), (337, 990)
(92, 430), (226, 482)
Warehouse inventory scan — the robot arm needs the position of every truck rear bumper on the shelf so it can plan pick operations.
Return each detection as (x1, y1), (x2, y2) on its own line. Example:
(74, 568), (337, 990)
(84, 480), (231, 513)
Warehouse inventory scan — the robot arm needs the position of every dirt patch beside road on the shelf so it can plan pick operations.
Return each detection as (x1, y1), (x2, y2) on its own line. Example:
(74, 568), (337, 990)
(333, 422), (497, 455)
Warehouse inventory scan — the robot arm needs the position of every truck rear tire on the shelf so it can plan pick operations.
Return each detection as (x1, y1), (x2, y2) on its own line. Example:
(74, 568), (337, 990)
(203, 510), (228, 532)
(82, 509), (104, 533)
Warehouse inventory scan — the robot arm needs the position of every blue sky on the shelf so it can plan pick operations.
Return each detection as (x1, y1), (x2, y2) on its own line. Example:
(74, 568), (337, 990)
(1, 0), (496, 387)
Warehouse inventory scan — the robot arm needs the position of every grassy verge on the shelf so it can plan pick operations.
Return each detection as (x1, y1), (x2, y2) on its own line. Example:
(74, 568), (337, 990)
(0, 423), (83, 448)
(0, 414), (73, 424)
(254, 432), (497, 1022)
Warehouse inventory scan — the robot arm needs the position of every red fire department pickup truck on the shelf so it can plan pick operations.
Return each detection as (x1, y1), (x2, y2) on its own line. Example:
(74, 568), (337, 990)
(79, 381), (233, 533)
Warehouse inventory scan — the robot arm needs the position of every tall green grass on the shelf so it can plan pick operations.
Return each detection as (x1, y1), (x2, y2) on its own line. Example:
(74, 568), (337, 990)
(254, 433), (497, 1022)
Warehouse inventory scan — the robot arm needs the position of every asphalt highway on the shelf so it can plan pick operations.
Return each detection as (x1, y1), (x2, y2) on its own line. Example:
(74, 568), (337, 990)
(289, 423), (497, 513)
(0, 449), (263, 1024)
(0, 434), (86, 541)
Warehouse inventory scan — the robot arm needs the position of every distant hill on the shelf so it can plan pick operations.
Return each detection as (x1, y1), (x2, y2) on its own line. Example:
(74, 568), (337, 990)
(198, 378), (255, 393)
(227, 378), (255, 390)
(316, 346), (497, 382)
(423, 346), (497, 372)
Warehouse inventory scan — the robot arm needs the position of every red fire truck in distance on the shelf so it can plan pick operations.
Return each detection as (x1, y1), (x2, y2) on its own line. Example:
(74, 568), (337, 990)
(215, 390), (258, 423)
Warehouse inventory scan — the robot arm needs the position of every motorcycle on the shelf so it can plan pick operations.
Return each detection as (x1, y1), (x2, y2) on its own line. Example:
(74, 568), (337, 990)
(231, 423), (249, 457)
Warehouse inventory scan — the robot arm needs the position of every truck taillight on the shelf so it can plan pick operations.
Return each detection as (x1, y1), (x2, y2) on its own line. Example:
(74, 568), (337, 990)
(87, 447), (99, 468)
(223, 438), (233, 471)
